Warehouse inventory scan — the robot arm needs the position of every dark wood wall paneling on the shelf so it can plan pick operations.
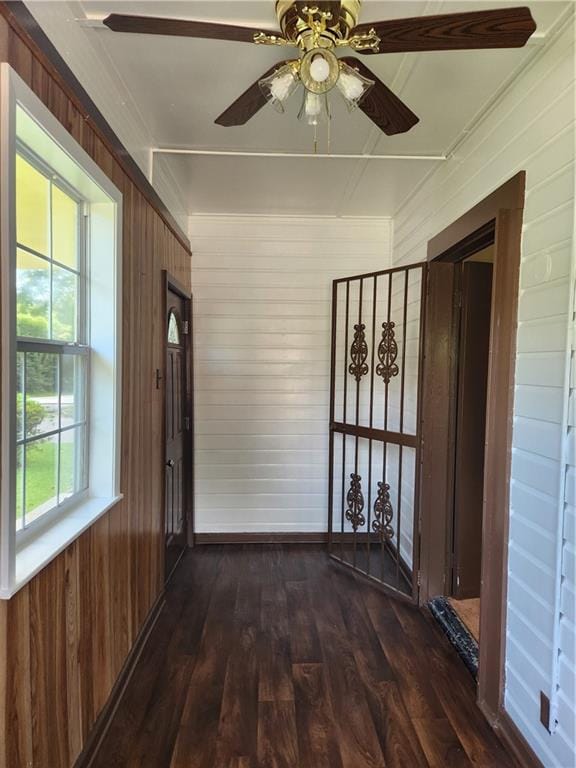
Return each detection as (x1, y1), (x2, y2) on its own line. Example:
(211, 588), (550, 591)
(0, 8), (192, 768)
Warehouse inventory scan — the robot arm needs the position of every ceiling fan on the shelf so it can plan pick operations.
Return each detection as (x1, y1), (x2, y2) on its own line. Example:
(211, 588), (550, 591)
(103, 1), (536, 136)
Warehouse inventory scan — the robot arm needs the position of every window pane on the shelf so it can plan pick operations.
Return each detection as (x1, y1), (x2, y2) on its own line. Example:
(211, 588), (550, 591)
(25, 434), (58, 526)
(16, 352), (24, 441)
(25, 352), (58, 438)
(52, 185), (78, 270)
(61, 354), (86, 427)
(16, 445), (23, 532)
(16, 154), (50, 256)
(52, 265), (77, 342)
(168, 311), (180, 344)
(59, 426), (85, 503)
(16, 248), (50, 338)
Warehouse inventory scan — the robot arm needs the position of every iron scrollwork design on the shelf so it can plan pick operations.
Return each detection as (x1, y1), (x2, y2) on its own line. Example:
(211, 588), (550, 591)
(348, 324), (369, 382)
(372, 481), (394, 541)
(345, 473), (365, 532)
(376, 321), (399, 384)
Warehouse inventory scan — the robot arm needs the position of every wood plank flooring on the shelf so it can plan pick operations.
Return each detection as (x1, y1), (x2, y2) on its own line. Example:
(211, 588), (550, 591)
(93, 545), (520, 768)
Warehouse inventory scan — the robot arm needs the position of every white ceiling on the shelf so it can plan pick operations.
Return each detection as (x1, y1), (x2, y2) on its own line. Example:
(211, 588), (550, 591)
(25, 0), (572, 219)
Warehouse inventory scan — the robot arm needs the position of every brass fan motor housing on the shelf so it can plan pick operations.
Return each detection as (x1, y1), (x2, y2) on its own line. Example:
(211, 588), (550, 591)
(276, 0), (362, 48)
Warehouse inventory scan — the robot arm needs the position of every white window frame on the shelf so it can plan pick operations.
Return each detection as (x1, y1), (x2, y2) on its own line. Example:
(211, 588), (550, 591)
(15, 146), (91, 543)
(0, 64), (123, 598)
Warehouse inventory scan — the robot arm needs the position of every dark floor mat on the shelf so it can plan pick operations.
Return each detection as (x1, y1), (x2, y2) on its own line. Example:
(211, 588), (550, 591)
(428, 596), (479, 679)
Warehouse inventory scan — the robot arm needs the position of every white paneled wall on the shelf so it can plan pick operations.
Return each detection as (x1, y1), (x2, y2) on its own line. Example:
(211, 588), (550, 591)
(393, 17), (575, 768)
(190, 215), (392, 534)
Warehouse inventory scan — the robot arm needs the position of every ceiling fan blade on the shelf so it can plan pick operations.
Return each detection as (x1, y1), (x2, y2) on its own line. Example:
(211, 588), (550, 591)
(215, 62), (291, 127)
(340, 57), (419, 135)
(103, 14), (283, 44)
(352, 7), (536, 54)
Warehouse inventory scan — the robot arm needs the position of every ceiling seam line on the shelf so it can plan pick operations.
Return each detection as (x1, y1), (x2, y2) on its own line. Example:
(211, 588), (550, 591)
(151, 149), (446, 161)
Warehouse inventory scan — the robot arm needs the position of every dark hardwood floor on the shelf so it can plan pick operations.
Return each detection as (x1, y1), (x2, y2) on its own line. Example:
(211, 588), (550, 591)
(93, 545), (520, 768)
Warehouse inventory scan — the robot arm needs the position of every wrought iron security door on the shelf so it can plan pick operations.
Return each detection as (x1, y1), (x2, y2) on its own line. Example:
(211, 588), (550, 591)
(328, 264), (427, 601)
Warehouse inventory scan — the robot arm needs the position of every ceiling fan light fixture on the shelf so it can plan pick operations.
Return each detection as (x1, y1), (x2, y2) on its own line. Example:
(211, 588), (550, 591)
(336, 61), (374, 111)
(298, 90), (331, 127)
(259, 63), (300, 113)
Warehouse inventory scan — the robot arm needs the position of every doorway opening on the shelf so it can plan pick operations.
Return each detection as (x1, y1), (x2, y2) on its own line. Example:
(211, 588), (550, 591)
(450, 243), (495, 646)
(418, 173), (525, 728)
(427, 239), (496, 673)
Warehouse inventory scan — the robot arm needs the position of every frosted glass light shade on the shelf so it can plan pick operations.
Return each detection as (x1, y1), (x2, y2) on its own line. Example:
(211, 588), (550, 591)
(336, 62), (374, 112)
(297, 91), (331, 126)
(259, 64), (299, 113)
(310, 56), (330, 83)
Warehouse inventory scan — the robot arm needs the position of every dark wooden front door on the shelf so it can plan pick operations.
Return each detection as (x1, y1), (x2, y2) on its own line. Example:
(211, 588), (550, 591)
(451, 261), (493, 598)
(165, 286), (190, 580)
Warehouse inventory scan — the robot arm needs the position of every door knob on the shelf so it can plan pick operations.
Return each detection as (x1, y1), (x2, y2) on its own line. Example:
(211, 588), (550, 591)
(166, 459), (175, 468)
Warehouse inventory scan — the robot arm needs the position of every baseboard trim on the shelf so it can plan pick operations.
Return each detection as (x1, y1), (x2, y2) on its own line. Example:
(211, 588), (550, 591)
(494, 710), (543, 768)
(73, 590), (166, 768)
(195, 532), (328, 545)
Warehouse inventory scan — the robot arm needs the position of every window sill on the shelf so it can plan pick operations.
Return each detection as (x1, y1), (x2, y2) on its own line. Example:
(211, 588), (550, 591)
(0, 494), (123, 599)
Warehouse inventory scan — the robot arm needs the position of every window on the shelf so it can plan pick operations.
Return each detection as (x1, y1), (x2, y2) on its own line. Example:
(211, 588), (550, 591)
(0, 64), (123, 598)
(167, 309), (181, 345)
(16, 151), (89, 534)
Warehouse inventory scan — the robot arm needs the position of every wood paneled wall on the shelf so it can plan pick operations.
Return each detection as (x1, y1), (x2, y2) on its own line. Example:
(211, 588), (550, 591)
(0, 9), (192, 768)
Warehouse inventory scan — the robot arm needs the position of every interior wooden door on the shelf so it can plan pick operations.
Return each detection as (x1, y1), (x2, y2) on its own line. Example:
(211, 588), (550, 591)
(328, 264), (427, 601)
(451, 261), (493, 598)
(165, 284), (191, 581)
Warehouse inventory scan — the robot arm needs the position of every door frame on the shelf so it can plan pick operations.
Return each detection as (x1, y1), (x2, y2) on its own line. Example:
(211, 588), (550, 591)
(162, 270), (194, 555)
(418, 173), (525, 724)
